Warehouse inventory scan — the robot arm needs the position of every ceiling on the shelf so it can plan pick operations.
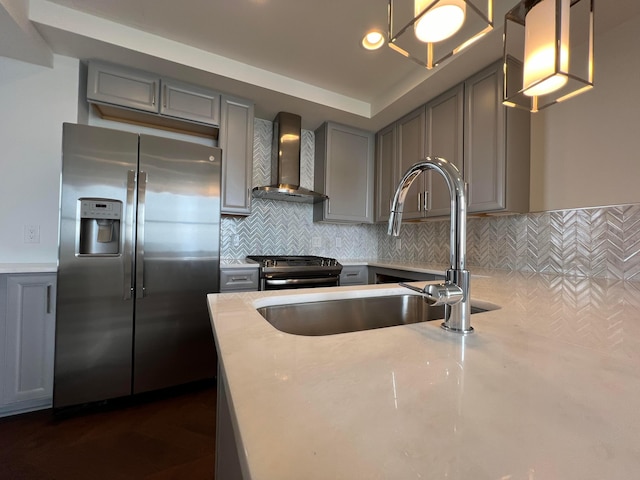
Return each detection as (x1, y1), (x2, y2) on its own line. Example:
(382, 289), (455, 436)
(3, 0), (640, 131)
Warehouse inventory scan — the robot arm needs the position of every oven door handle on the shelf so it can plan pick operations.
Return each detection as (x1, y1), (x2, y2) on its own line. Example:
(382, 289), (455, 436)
(264, 276), (339, 287)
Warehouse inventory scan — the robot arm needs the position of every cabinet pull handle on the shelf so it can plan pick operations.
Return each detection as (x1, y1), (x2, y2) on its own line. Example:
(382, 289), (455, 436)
(46, 285), (52, 314)
(231, 276), (249, 282)
(163, 84), (167, 108)
(152, 82), (156, 106)
(424, 191), (429, 212)
(417, 192), (422, 211)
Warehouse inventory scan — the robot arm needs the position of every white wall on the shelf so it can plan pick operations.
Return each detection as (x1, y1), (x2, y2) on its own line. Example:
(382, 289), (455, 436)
(0, 54), (79, 263)
(530, 13), (640, 212)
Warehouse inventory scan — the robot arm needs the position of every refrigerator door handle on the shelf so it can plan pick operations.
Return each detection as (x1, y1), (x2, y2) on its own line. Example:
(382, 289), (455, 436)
(135, 171), (147, 299)
(124, 170), (136, 300)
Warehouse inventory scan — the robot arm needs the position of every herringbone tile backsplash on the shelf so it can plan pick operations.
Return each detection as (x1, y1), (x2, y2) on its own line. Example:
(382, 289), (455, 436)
(222, 118), (640, 281)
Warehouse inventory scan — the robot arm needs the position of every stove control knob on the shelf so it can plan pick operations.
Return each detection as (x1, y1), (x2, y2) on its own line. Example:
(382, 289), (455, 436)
(264, 259), (274, 267)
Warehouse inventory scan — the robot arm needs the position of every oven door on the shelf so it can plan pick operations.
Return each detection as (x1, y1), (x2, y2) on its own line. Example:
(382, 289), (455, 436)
(262, 274), (340, 290)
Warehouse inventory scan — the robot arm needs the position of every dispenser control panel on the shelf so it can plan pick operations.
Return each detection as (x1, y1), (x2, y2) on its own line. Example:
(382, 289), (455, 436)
(80, 199), (122, 220)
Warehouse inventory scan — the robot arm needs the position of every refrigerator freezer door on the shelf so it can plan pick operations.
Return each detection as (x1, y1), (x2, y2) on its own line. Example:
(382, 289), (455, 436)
(133, 135), (220, 394)
(54, 124), (138, 408)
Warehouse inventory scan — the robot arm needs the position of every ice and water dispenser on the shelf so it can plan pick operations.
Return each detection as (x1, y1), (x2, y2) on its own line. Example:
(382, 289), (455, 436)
(78, 198), (122, 255)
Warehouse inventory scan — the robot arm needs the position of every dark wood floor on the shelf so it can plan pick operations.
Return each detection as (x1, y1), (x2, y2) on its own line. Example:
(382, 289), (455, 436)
(0, 381), (217, 480)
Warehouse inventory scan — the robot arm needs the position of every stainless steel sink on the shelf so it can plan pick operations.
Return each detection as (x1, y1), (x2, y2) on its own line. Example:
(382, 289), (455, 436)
(257, 294), (491, 336)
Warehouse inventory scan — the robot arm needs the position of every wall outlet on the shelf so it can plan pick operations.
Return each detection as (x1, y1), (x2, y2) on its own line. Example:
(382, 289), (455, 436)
(24, 224), (40, 244)
(312, 237), (321, 248)
(335, 237), (342, 248)
(395, 238), (402, 250)
(233, 234), (240, 247)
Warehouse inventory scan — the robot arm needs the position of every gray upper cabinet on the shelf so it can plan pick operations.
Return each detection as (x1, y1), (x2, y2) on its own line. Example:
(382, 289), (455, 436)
(374, 107), (428, 223)
(397, 108), (427, 220)
(220, 95), (254, 215)
(86, 61), (255, 216)
(87, 61), (221, 127)
(374, 61), (530, 222)
(424, 84), (464, 218)
(160, 79), (220, 126)
(314, 122), (374, 223)
(374, 123), (397, 223)
(88, 62), (160, 113)
(464, 62), (530, 214)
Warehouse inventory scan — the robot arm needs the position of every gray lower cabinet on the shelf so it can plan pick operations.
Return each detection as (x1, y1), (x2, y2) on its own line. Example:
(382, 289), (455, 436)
(0, 274), (56, 417)
(464, 62), (530, 214)
(220, 267), (259, 292)
(314, 122), (375, 223)
(368, 267), (444, 284)
(339, 266), (368, 286)
(220, 95), (255, 216)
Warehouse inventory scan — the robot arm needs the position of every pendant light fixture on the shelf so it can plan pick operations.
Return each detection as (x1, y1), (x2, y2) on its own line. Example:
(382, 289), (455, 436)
(388, 0), (493, 69)
(413, 0), (466, 43)
(503, 0), (594, 112)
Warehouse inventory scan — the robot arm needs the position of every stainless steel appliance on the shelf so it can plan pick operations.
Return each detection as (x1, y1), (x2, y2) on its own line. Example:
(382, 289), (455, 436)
(54, 123), (221, 409)
(246, 255), (342, 290)
(252, 112), (328, 203)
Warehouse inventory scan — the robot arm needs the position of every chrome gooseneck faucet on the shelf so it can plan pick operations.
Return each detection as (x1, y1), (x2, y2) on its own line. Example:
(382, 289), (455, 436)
(388, 157), (473, 334)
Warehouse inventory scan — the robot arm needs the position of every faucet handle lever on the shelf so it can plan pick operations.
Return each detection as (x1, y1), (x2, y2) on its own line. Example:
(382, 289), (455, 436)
(399, 282), (464, 307)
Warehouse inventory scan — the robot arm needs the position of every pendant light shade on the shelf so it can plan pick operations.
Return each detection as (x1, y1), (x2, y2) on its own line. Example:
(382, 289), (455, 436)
(503, 0), (594, 112)
(523, 0), (570, 96)
(388, 0), (493, 70)
(414, 0), (466, 43)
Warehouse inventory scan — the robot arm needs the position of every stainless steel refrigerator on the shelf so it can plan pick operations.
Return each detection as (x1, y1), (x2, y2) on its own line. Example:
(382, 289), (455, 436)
(54, 123), (220, 409)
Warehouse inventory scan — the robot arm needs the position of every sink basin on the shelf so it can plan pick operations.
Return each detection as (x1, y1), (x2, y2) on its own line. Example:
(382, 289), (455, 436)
(257, 294), (492, 336)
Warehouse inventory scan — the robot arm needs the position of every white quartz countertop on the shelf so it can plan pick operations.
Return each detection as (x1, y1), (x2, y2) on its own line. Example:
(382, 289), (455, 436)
(0, 263), (57, 274)
(220, 259), (259, 269)
(207, 270), (640, 479)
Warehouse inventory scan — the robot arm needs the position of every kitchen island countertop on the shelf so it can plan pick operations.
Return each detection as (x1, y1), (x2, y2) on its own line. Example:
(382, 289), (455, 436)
(207, 269), (640, 479)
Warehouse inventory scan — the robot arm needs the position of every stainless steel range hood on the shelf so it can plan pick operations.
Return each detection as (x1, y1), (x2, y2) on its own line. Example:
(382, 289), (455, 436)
(252, 112), (328, 204)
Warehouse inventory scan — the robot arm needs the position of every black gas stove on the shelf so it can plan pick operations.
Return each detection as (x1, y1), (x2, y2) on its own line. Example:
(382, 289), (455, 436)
(246, 255), (342, 290)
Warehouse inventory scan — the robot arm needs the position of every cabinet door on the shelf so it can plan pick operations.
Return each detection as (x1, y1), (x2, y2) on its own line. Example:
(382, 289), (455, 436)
(464, 63), (507, 212)
(3, 274), (56, 409)
(465, 62), (530, 214)
(375, 124), (397, 223)
(87, 61), (160, 113)
(339, 266), (368, 285)
(425, 84), (465, 217)
(314, 122), (374, 223)
(160, 79), (220, 126)
(220, 268), (259, 292)
(220, 95), (255, 215)
(397, 108), (426, 220)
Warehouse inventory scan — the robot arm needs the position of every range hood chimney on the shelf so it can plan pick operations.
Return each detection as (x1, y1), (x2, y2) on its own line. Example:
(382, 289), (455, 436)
(252, 112), (328, 204)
